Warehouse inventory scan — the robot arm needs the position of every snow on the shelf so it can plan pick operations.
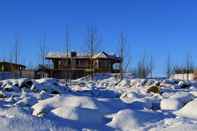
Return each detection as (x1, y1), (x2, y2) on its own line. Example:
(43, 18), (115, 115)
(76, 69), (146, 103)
(47, 51), (119, 60)
(32, 95), (100, 116)
(51, 107), (105, 126)
(176, 99), (197, 119)
(160, 92), (193, 111)
(107, 109), (169, 131)
(161, 99), (183, 111)
(0, 75), (197, 130)
(149, 117), (197, 131)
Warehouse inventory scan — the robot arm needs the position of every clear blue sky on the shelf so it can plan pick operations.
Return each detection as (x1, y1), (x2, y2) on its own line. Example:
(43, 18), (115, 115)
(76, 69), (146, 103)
(0, 0), (197, 76)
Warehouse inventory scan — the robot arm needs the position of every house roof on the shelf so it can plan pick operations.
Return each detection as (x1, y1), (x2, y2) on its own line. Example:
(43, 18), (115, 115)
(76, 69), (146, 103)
(92, 52), (121, 60)
(92, 52), (108, 59)
(0, 61), (26, 68)
(46, 51), (121, 61)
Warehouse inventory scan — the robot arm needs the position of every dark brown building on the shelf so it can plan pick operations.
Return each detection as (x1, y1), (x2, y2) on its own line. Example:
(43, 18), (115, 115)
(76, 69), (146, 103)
(46, 51), (121, 79)
(0, 61), (26, 72)
(0, 61), (26, 79)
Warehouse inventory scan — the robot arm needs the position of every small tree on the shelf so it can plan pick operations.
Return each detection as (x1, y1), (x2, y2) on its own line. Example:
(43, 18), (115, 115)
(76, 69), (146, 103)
(64, 27), (71, 83)
(173, 64), (184, 74)
(149, 55), (154, 78)
(12, 34), (21, 78)
(13, 35), (20, 64)
(39, 33), (48, 65)
(172, 54), (194, 80)
(65, 27), (70, 57)
(9, 50), (13, 63)
(86, 26), (100, 80)
(116, 32), (132, 81)
(118, 32), (126, 80)
(134, 53), (151, 78)
(166, 54), (172, 78)
(185, 53), (194, 80)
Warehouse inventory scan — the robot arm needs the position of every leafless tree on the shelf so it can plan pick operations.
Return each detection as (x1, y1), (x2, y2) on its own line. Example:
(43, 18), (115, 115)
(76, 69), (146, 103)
(11, 34), (22, 78)
(118, 32), (127, 80)
(27, 61), (34, 69)
(172, 53), (194, 80)
(64, 27), (71, 83)
(166, 54), (172, 78)
(149, 55), (154, 78)
(138, 55), (146, 78)
(86, 26), (100, 80)
(185, 53), (194, 80)
(9, 50), (13, 63)
(39, 33), (48, 65)
(13, 35), (20, 64)
(134, 53), (151, 78)
(65, 27), (70, 57)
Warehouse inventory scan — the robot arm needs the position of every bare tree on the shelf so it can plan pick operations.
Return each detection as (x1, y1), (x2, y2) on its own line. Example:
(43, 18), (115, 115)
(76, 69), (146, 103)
(13, 35), (20, 64)
(173, 64), (185, 74)
(86, 26), (100, 80)
(185, 53), (194, 80)
(39, 33), (48, 65)
(64, 27), (71, 83)
(134, 53), (151, 78)
(11, 34), (21, 78)
(65, 27), (70, 57)
(172, 53), (194, 80)
(149, 55), (154, 78)
(9, 50), (13, 63)
(118, 32), (127, 80)
(166, 54), (172, 78)
(27, 61), (34, 69)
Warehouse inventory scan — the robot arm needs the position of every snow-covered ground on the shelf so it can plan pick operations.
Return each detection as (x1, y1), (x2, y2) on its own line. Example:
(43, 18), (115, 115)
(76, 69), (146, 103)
(0, 74), (197, 131)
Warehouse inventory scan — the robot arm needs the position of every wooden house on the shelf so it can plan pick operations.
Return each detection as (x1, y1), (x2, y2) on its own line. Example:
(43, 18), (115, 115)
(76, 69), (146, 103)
(0, 61), (26, 79)
(0, 61), (26, 72)
(45, 51), (121, 79)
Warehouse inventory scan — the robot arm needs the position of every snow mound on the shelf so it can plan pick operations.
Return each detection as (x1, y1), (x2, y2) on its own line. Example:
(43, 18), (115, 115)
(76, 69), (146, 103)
(151, 125), (197, 131)
(190, 91), (197, 97)
(32, 95), (129, 130)
(32, 95), (128, 115)
(32, 94), (128, 117)
(0, 107), (74, 131)
(149, 117), (197, 131)
(35, 78), (68, 94)
(32, 95), (99, 116)
(0, 75), (197, 130)
(107, 109), (168, 131)
(160, 92), (193, 111)
(51, 106), (105, 125)
(0, 78), (68, 94)
(120, 92), (143, 103)
(161, 99), (183, 111)
(176, 99), (197, 119)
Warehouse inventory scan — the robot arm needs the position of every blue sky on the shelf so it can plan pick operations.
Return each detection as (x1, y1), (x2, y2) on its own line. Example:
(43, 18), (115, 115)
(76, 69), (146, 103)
(0, 0), (197, 76)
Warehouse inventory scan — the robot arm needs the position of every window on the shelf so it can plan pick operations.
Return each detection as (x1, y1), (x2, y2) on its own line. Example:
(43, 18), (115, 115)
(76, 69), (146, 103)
(113, 63), (120, 70)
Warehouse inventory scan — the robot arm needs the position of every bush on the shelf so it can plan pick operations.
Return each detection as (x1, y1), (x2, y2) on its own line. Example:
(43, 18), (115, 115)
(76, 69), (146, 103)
(147, 85), (160, 94)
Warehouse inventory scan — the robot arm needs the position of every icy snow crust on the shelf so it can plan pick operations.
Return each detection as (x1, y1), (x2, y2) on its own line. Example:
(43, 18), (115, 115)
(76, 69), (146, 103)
(0, 74), (197, 130)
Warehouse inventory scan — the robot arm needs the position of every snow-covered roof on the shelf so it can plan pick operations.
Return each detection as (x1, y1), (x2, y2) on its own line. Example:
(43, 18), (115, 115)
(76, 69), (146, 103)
(92, 52), (109, 59)
(46, 51), (121, 60)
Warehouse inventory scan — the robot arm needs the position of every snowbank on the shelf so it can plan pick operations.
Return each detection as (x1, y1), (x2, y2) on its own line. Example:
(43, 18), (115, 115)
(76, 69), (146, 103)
(51, 107), (105, 126)
(0, 75), (196, 130)
(176, 99), (197, 119)
(160, 92), (193, 111)
(0, 78), (68, 94)
(0, 107), (74, 131)
(107, 109), (168, 131)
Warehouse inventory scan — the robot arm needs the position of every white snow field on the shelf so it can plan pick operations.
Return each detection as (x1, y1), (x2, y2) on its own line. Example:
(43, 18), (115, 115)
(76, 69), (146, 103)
(0, 74), (197, 130)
